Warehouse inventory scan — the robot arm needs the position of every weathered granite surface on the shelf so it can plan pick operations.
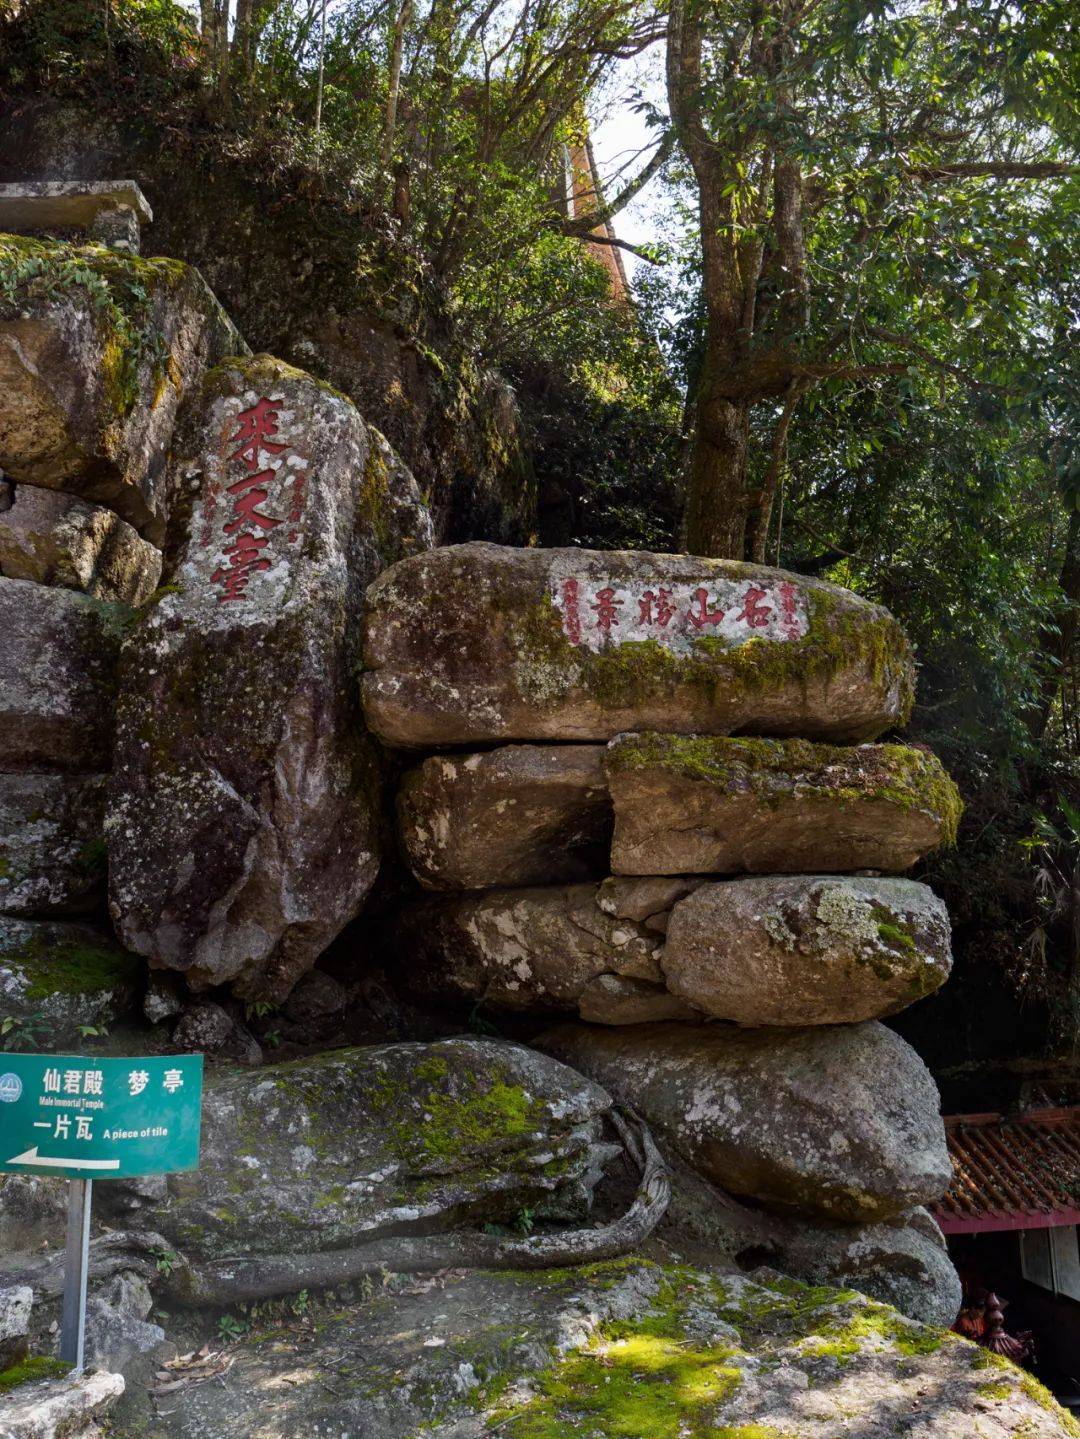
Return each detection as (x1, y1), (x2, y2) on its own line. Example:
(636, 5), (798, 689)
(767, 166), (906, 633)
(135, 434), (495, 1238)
(125, 1259), (1072, 1439)
(0, 235), (244, 541)
(107, 1038), (615, 1261)
(390, 883), (677, 1021)
(661, 875), (953, 1025)
(607, 733), (962, 875)
(361, 543), (915, 746)
(397, 744), (611, 889)
(108, 355), (432, 1002)
(0, 577), (128, 772)
(0, 481), (161, 604)
(0, 774), (107, 916)
(539, 1020), (952, 1223)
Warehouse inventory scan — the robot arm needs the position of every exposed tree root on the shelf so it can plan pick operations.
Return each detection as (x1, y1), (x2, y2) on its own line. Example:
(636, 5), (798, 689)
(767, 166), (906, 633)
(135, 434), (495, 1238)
(164, 1109), (669, 1307)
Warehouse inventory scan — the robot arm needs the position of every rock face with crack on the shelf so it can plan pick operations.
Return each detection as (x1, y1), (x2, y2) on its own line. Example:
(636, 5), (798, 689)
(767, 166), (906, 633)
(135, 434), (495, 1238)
(0, 481), (161, 605)
(661, 875), (953, 1025)
(122, 1038), (615, 1261)
(0, 578), (129, 772)
(361, 542), (915, 747)
(0, 774), (107, 916)
(0, 235), (245, 542)
(539, 1020), (952, 1223)
(606, 733), (962, 875)
(389, 882), (683, 1022)
(107, 355), (433, 1002)
(397, 744), (612, 889)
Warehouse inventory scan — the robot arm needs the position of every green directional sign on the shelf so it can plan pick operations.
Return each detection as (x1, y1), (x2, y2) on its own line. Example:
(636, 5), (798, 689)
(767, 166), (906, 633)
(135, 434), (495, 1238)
(0, 1053), (203, 1179)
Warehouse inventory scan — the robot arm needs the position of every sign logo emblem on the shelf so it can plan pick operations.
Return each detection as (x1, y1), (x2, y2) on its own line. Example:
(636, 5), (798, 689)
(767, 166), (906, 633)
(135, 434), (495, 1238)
(0, 1073), (23, 1103)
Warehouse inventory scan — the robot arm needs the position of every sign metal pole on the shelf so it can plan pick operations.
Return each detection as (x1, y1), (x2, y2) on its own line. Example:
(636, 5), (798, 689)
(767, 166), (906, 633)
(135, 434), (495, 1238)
(59, 1177), (92, 1372)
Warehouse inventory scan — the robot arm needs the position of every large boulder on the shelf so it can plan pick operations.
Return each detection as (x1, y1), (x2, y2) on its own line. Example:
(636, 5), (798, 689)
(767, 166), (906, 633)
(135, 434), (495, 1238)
(125, 1258), (1074, 1439)
(122, 1038), (615, 1262)
(397, 744), (611, 889)
(607, 734), (962, 875)
(107, 355), (433, 1002)
(361, 543), (914, 747)
(538, 1020), (952, 1222)
(0, 235), (244, 543)
(0, 578), (128, 772)
(661, 876), (953, 1025)
(0, 774), (107, 916)
(774, 1207), (962, 1329)
(0, 918), (140, 1040)
(390, 884), (684, 1022)
(0, 481), (161, 605)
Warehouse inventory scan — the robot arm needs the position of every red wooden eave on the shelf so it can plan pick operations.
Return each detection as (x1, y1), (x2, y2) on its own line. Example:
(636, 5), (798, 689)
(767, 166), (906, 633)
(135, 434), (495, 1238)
(932, 1106), (1080, 1235)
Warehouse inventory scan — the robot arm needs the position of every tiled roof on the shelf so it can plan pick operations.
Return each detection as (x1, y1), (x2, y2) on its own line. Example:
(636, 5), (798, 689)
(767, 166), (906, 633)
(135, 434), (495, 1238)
(933, 1107), (1080, 1234)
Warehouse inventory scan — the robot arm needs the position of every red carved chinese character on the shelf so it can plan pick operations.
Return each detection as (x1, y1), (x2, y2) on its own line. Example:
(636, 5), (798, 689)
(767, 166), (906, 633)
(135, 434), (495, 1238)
(223, 471), (282, 536)
(639, 587), (677, 628)
(561, 578), (583, 646)
(777, 581), (802, 640)
(591, 586), (623, 636)
(687, 587), (725, 630)
(211, 532), (273, 603)
(736, 586), (772, 628)
(228, 397), (287, 472)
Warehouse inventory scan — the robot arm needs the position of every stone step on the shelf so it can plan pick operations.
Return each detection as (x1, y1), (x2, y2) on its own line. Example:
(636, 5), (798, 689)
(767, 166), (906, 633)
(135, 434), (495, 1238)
(0, 480), (161, 604)
(0, 577), (128, 771)
(607, 732), (962, 875)
(361, 542), (915, 746)
(0, 772), (107, 917)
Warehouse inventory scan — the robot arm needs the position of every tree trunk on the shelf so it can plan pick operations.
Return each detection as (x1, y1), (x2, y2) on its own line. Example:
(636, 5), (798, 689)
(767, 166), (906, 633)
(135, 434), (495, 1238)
(683, 350), (751, 558)
(1032, 504), (1080, 738)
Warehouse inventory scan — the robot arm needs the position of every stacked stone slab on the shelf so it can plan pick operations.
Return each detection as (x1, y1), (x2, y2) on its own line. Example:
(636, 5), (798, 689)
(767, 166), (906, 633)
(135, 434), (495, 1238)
(364, 541), (964, 1323)
(0, 211), (245, 1037)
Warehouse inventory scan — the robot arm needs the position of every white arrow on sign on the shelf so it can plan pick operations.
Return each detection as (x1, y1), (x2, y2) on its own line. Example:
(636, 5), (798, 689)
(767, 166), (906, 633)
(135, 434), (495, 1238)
(7, 1147), (120, 1171)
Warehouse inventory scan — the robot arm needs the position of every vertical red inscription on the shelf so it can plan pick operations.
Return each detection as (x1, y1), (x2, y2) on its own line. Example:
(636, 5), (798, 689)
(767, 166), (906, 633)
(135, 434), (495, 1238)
(778, 581), (801, 640)
(560, 578), (583, 645)
(211, 397), (288, 604)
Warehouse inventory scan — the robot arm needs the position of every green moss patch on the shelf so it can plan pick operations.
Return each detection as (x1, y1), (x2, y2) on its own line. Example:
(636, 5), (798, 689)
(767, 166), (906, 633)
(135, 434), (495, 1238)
(607, 732), (962, 845)
(0, 1356), (71, 1394)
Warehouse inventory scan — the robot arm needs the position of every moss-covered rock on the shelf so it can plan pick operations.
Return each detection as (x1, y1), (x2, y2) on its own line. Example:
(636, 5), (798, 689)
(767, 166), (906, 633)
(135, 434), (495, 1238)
(539, 1019), (952, 1223)
(0, 917), (140, 1042)
(104, 1037), (615, 1264)
(362, 543), (916, 747)
(661, 875), (952, 1025)
(107, 355), (432, 1002)
(607, 733), (962, 875)
(125, 1259), (1078, 1439)
(0, 232), (245, 543)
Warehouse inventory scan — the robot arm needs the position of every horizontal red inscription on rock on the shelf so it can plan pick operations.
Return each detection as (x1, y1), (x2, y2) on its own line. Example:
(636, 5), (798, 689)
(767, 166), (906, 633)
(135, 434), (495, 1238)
(201, 396), (307, 603)
(553, 573), (808, 653)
